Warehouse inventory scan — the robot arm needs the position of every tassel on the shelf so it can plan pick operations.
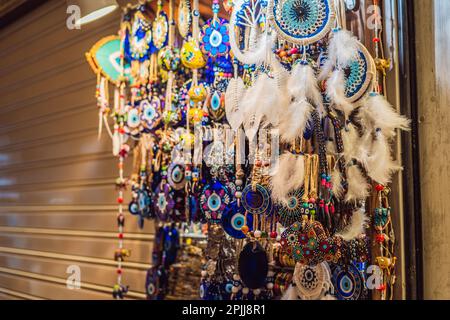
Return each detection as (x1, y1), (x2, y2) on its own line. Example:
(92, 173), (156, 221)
(335, 208), (369, 241)
(365, 131), (402, 185)
(345, 165), (370, 204)
(359, 93), (410, 138)
(225, 76), (246, 130)
(281, 284), (299, 300)
(326, 69), (354, 118)
(270, 153), (305, 204)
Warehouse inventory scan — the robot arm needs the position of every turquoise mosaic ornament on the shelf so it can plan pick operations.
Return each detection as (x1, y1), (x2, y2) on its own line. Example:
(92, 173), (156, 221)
(270, 0), (335, 45)
(343, 43), (376, 103)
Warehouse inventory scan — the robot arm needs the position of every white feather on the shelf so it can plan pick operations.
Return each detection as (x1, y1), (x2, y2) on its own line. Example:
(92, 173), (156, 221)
(360, 93), (410, 138)
(345, 165), (370, 204)
(270, 153), (305, 204)
(271, 54), (290, 89)
(278, 100), (313, 143)
(366, 132), (402, 185)
(225, 77), (246, 130)
(342, 123), (359, 163)
(326, 69), (355, 118)
(335, 208), (369, 241)
(281, 284), (299, 300)
(331, 168), (344, 199)
(288, 63), (325, 118)
(327, 28), (360, 68)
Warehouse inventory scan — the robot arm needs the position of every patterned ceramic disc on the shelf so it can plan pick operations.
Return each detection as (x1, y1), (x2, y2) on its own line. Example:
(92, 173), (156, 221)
(153, 183), (175, 221)
(177, 0), (191, 38)
(344, 43), (376, 103)
(270, 0), (335, 45)
(221, 201), (253, 239)
(200, 180), (232, 223)
(276, 188), (304, 227)
(167, 163), (186, 190)
(242, 184), (273, 216)
(152, 11), (169, 50)
(140, 97), (162, 131)
(332, 263), (364, 300)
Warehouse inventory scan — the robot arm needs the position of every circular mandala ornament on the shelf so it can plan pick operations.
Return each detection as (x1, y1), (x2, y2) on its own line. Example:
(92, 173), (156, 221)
(242, 184), (273, 216)
(343, 42), (376, 103)
(200, 180), (232, 223)
(293, 262), (332, 300)
(167, 163), (186, 190)
(270, 0), (335, 45)
(332, 263), (363, 300)
(177, 0), (191, 38)
(276, 188), (304, 227)
(152, 11), (169, 50)
(201, 18), (230, 58)
(221, 201), (253, 239)
(153, 183), (175, 221)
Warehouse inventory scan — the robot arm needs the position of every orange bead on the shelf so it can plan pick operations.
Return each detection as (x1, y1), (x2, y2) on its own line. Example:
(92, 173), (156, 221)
(241, 225), (249, 234)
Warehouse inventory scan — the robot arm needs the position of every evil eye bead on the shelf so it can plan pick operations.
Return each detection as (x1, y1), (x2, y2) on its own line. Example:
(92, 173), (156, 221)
(142, 104), (156, 121)
(230, 213), (246, 231)
(127, 108), (140, 128)
(207, 193), (222, 212)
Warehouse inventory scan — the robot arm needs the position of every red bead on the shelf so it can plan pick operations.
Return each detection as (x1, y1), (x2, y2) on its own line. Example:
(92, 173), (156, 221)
(270, 231), (277, 239)
(118, 128), (125, 134)
(118, 233), (124, 239)
(117, 269), (122, 274)
(375, 184), (384, 192)
(117, 197), (124, 204)
(373, 37), (381, 43)
(377, 284), (387, 292)
(376, 234), (385, 243)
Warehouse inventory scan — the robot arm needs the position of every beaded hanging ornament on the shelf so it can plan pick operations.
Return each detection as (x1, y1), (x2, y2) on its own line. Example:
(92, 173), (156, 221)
(200, 180), (232, 223)
(221, 201), (254, 239)
(177, 0), (192, 39)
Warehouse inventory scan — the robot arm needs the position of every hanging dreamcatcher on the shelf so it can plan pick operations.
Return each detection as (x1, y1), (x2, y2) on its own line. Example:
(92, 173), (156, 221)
(290, 262), (334, 300)
(229, 0), (272, 65)
(269, 0), (335, 45)
(242, 183), (273, 216)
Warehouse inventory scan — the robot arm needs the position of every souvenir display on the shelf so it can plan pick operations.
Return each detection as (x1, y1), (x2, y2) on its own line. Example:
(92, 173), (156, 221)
(86, 0), (409, 301)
